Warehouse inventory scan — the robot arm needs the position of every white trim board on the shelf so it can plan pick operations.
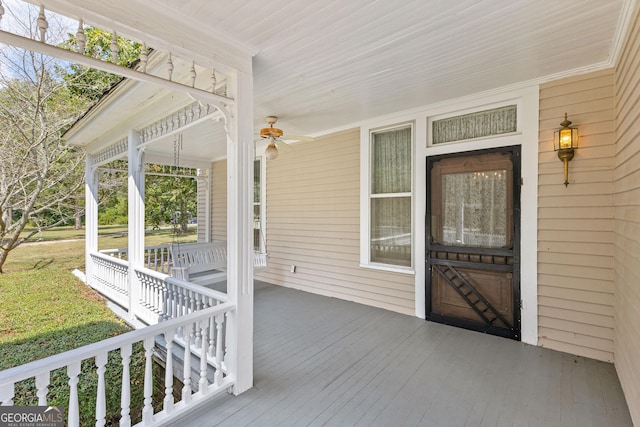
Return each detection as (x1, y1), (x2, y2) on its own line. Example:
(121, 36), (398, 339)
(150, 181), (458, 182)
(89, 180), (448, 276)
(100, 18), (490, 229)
(359, 85), (539, 346)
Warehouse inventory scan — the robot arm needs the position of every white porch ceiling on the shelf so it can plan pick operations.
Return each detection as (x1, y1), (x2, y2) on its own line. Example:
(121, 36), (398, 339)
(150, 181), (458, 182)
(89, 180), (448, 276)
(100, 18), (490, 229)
(39, 0), (629, 138)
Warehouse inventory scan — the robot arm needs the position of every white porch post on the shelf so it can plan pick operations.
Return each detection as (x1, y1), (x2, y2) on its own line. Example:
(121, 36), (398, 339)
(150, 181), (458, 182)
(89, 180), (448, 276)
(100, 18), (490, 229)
(85, 154), (99, 282)
(225, 68), (254, 394)
(127, 131), (145, 319)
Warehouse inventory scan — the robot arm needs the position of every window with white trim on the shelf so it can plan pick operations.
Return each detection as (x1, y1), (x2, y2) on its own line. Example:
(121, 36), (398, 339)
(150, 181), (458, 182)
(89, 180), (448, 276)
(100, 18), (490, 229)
(253, 158), (264, 251)
(368, 123), (413, 268)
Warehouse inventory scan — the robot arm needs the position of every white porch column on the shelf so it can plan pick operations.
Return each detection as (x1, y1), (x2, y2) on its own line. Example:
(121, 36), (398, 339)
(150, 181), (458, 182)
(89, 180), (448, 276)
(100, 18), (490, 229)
(127, 131), (145, 319)
(225, 68), (254, 395)
(85, 154), (99, 283)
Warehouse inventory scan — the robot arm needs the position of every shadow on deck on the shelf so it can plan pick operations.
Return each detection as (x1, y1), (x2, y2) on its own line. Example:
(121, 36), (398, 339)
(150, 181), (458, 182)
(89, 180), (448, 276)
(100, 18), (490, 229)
(168, 281), (632, 427)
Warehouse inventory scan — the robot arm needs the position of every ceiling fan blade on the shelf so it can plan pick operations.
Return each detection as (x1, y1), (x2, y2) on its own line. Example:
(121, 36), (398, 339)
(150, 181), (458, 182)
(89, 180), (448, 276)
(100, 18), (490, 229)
(282, 134), (314, 142)
(276, 139), (293, 151)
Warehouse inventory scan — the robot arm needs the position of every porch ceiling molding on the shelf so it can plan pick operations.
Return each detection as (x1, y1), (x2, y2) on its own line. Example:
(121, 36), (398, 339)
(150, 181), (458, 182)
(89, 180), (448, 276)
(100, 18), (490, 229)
(91, 137), (128, 168)
(138, 101), (221, 147)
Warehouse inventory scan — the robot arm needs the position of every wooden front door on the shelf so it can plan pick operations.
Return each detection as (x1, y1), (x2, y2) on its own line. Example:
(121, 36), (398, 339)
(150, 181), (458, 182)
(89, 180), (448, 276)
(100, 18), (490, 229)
(426, 147), (521, 340)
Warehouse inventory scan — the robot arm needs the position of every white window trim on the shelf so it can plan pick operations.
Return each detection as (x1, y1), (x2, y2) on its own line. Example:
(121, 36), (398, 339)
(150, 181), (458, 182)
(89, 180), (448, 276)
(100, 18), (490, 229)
(360, 121), (415, 274)
(254, 156), (266, 253)
(358, 85), (538, 346)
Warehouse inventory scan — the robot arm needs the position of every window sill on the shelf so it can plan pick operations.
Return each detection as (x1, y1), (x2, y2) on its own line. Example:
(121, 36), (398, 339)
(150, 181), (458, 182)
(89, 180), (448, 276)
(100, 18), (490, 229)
(359, 263), (415, 275)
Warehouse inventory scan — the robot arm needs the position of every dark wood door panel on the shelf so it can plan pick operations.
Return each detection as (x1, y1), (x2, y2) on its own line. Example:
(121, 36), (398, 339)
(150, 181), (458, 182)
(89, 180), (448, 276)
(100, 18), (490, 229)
(426, 147), (521, 340)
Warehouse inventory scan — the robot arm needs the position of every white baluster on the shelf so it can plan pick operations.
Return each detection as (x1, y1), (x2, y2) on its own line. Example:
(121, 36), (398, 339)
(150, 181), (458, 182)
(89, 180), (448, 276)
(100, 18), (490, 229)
(162, 282), (169, 321)
(67, 361), (81, 427)
(222, 311), (230, 373)
(95, 352), (107, 427)
(194, 316), (202, 349)
(110, 31), (119, 63)
(208, 315), (215, 358)
(210, 69), (217, 93)
(140, 44), (148, 73)
(0, 383), (14, 405)
(199, 321), (208, 393)
(76, 20), (86, 53)
(164, 330), (175, 413)
(182, 323), (192, 403)
(35, 372), (49, 406)
(142, 337), (154, 423)
(167, 52), (174, 81)
(37, 5), (48, 42)
(120, 343), (132, 427)
(214, 314), (225, 386)
(190, 61), (196, 88)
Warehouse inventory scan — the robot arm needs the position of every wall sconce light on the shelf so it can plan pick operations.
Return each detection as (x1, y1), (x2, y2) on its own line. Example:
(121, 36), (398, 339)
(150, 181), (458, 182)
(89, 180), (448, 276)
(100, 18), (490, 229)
(554, 113), (579, 187)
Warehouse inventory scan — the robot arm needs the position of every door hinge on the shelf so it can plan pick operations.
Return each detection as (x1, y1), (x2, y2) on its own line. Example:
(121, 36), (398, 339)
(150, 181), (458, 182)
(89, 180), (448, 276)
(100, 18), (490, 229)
(520, 299), (524, 310)
(520, 177), (524, 186)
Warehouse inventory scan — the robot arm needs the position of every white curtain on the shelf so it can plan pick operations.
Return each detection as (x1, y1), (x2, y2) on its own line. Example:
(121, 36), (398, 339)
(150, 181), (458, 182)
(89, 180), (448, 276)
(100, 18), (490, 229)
(440, 170), (508, 248)
(370, 126), (412, 266)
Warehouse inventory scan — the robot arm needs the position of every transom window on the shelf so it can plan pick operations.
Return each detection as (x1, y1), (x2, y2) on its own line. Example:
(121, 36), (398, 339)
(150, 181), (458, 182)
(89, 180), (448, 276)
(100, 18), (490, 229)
(431, 104), (517, 145)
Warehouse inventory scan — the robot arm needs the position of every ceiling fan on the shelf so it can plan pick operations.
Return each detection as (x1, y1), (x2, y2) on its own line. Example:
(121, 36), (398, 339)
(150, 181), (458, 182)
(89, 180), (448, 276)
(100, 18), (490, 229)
(258, 116), (312, 160)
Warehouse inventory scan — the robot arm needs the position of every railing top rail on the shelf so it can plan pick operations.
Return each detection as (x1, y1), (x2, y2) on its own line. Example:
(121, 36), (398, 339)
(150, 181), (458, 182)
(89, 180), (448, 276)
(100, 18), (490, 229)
(99, 243), (173, 253)
(90, 250), (130, 268)
(134, 266), (170, 281)
(0, 301), (235, 386)
(165, 276), (229, 303)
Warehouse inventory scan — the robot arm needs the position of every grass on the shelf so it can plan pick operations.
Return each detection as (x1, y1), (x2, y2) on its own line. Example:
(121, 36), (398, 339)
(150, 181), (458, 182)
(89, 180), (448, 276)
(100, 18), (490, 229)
(21, 224), (129, 242)
(4, 225), (197, 274)
(0, 224), (197, 424)
(0, 269), (146, 425)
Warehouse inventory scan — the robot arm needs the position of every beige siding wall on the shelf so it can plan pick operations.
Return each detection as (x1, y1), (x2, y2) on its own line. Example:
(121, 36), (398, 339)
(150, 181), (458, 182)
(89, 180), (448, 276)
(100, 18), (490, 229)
(613, 5), (640, 424)
(256, 129), (415, 315)
(211, 160), (227, 242)
(538, 70), (616, 362)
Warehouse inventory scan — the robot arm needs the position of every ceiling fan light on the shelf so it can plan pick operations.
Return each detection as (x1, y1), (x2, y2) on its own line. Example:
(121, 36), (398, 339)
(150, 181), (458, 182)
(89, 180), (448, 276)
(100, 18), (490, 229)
(265, 142), (279, 160)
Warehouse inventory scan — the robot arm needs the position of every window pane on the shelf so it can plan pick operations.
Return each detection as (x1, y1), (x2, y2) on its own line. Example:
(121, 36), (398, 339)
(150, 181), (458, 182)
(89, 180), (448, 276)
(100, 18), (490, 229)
(253, 159), (261, 250)
(440, 170), (508, 248)
(372, 126), (411, 194)
(432, 105), (517, 145)
(371, 197), (411, 266)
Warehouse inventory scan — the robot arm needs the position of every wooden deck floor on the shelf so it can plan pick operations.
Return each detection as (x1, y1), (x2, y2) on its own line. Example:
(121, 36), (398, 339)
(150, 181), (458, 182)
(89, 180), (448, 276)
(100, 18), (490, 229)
(169, 281), (632, 427)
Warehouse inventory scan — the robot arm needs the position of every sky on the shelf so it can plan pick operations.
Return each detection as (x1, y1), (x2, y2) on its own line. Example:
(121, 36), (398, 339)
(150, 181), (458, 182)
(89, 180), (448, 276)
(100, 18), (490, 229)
(0, 0), (78, 81)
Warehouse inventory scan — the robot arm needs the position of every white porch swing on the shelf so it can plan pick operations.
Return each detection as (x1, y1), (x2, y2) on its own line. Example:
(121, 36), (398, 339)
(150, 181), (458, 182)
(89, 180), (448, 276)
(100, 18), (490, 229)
(169, 133), (268, 285)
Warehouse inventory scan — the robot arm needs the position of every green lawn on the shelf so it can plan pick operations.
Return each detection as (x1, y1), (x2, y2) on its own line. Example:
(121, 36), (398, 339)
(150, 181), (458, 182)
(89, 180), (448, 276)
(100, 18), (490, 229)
(0, 268), (146, 425)
(0, 224), (195, 424)
(5, 225), (197, 274)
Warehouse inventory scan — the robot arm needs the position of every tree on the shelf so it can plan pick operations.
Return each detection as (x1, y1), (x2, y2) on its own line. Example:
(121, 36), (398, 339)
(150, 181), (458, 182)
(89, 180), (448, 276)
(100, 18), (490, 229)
(145, 165), (198, 233)
(0, 4), (139, 272)
(0, 45), (87, 272)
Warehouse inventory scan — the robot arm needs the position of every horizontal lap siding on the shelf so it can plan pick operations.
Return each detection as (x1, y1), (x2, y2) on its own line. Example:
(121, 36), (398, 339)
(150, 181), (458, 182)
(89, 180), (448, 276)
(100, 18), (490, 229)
(197, 172), (207, 242)
(211, 160), (227, 242)
(538, 70), (615, 362)
(256, 129), (415, 315)
(614, 5), (640, 425)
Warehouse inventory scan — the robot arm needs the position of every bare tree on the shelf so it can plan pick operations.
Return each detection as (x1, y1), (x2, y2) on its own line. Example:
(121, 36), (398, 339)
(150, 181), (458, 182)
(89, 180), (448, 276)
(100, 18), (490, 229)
(0, 5), (86, 272)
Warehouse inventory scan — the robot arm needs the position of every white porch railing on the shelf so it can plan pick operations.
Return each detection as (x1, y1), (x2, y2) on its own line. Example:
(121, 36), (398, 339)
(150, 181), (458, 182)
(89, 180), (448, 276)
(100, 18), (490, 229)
(0, 302), (235, 427)
(89, 251), (130, 308)
(133, 266), (228, 325)
(101, 241), (268, 273)
(101, 244), (173, 273)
